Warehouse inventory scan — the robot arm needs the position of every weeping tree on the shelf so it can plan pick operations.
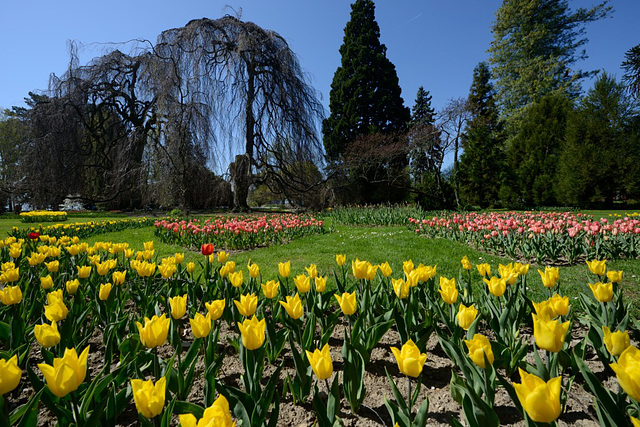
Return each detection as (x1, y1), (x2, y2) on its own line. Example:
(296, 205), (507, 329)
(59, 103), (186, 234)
(154, 16), (325, 210)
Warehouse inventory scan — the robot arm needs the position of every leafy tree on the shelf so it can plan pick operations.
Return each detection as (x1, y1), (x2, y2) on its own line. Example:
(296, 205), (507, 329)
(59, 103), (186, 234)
(458, 62), (505, 208)
(488, 0), (611, 126)
(622, 43), (640, 99)
(505, 92), (572, 207)
(556, 73), (639, 207)
(0, 109), (28, 211)
(323, 0), (409, 161)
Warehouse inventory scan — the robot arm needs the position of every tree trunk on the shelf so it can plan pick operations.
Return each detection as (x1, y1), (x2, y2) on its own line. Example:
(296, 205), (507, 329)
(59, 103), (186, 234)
(230, 154), (251, 211)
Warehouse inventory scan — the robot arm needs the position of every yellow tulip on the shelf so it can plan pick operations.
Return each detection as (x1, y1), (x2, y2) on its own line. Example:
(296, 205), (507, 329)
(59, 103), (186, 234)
(279, 293), (304, 320)
(589, 282), (613, 303)
(40, 275), (54, 290)
(38, 346), (89, 397)
(248, 263), (260, 279)
(405, 269), (420, 288)
(402, 260), (414, 276)
(217, 251), (229, 264)
(205, 300), (225, 321)
(416, 264), (437, 282)
(632, 417), (640, 427)
(96, 261), (112, 276)
(335, 291), (357, 316)
(34, 321), (61, 348)
(143, 241), (154, 251)
(476, 263), (491, 277)
(169, 294), (188, 319)
(305, 264), (318, 279)
(234, 293), (258, 317)
(464, 334), (494, 368)
(0, 355), (21, 395)
(158, 263), (177, 279)
(352, 259), (369, 280)
(438, 277), (458, 304)
(611, 346), (640, 402)
(461, 256), (472, 271)
(513, 368), (561, 423)
(237, 316), (266, 350)
(112, 270), (126, 286)
(603, 326), (630, 357)
(586, 259), (607, 276)
(457, 304), (478, 330)
(228, 271), (243, 288)
(532, 300), (556, 321)
(306, 344), (333, 380)
(186, 262), (196, 274)
(278, 260), (291, 278)
(131, 376), (166, 419)
(365, 264), (378, 281)
(483, 276), (506, 297)
(391, 339), (427, 378)
(0, 285), (22, 305)
(538, 267), (559, 288)
(99, 283), (112, 301)
(174, 253), (184, 264)
(293, 274), (310, 294)
(0, 267), (19, 283)
(532, 313), (569, 352)
(392, 278), (409, 299)
(190, 313), (212, 338)
(315, 276), (327, 292)
(136, 314), (170, 348)
(45, 260), (59, 273)
(336, 254), (346, 267)
(77, 265), (91, 279)
(261, 280), (280, 299)
(514, 262), (530, 275)
(47, 289), (64, 304)
(179, 394), (234, 427)
(607, 270), (623, 283)
(9, 244), (21, 258)
(66, 279), (79, 295)
(379, 261), (392, 277)
(548, 293), (569, 317)
(44, 299), (69, 322)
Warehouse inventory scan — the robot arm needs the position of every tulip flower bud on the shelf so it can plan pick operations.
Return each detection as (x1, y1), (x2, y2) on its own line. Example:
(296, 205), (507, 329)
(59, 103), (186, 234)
(306, 344), (333, 380)
(38, 346), (89, 397)
(335, 291), (357, 316)
(261, 280), (280, 299)
(335, 254), (346, 267)
(391, 339), (427, 378)
(513, 368), (562, 423)
(603, 326), (630, 357)
(34, 321), (61, 348)
(586, 259), (607, 276)
(392, 278), (410, 299)
(464, 334), (494, 369)
(457, 303), (478, 331)
(0, 285), (22, 305)
(237, 316), (266, 350)
(99, 283), (112, 301)
(532, 314), (569, 352)
(438, 277), (458, 304)
(178, 394), (234, 427)
(280, 293), (304, 320)
(379, 261), (392, 277)
(278, 260), (291, 278)
(0, 355), (21, 395)
(234, 293), (258, 317)
(169, 294), (188, 319)
(136, 314), (170, 348)
(205, 299), (225, 321)
(293, 274), (311, 294)
(461, 256), (472, 271)
(131, 376), (166, 419)
(190, 313), (212, 338)
(305, 264), (318, 279)
(314, 276), (327, 292)
(611, 346), (640, 402)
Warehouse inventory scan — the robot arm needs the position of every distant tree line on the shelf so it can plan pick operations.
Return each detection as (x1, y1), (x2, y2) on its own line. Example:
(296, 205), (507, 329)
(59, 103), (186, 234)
(0, 0), (638, 212)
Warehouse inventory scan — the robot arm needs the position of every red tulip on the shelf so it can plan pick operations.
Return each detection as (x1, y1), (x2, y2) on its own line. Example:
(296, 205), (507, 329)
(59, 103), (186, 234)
(201, 243), (215, 256)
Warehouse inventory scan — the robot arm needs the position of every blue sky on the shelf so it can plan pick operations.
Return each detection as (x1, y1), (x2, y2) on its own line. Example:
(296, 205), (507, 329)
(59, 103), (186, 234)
(1, 0), (637, 117)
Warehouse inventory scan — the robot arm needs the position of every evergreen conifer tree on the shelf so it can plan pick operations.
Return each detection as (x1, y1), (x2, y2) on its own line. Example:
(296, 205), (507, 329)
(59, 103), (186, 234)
(323, 0), (409, 161)
(458, 62), (504, 208)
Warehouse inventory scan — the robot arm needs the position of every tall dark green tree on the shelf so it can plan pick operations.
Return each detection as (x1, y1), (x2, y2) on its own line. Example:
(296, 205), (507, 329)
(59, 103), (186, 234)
(323, 0), (409, 161)
(556, 73), (639, 207)
(488, 0), (610, 127)
(505, 92), (573, 207)
(458, 62), (504, 208)
(622, 43), (640, 99)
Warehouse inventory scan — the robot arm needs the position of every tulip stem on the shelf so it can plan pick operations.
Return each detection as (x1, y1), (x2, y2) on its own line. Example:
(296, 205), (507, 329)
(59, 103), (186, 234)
(602, 302), (609, 327)
(484, 368), (492, 408)
(407, 376), (412, 417)
(71, 392), (81, 424)
(545, 350), (552, 380)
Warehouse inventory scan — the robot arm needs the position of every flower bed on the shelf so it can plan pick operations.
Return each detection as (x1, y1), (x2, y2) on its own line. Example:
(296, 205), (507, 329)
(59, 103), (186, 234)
(410, 211), (640, 264)
(10, 217), (158, 240)
(0, 231), (637, 425)
(19, 210), (67, 223)
(154, 214), (325, 250)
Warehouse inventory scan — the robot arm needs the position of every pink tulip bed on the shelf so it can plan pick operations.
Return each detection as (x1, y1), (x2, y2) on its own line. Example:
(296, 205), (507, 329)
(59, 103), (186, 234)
(154, 214), (325, 250)
(409, 211), (640, 264)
